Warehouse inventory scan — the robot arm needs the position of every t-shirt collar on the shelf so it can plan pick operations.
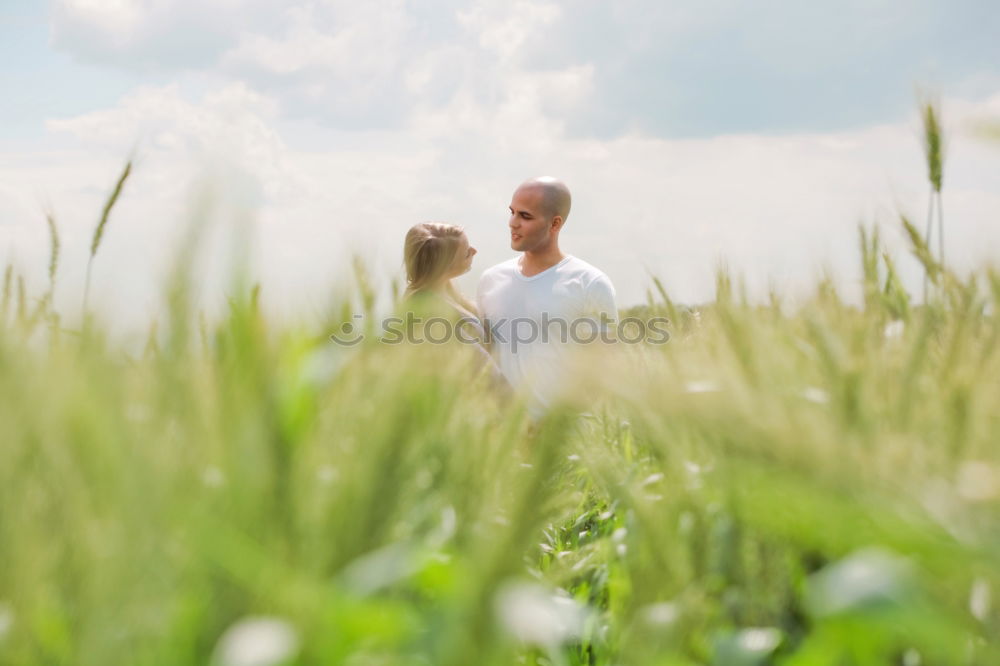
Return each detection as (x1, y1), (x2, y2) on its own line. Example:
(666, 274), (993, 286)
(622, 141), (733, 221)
(514, 255), (573, 282)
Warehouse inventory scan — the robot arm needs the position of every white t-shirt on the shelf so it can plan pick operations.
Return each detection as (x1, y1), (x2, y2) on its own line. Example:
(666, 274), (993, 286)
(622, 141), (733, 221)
(476, 255), (617, 407)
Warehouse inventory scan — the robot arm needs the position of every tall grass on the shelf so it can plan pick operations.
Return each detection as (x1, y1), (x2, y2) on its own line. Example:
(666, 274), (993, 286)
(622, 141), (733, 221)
(0, 212), (998, 665)
(1, 119), (999, 666)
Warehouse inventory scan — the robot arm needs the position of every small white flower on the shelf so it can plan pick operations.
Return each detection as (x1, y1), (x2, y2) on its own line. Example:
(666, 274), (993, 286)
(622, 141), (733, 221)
(801, 387), (830, 404)
(640, 601), (679, 627)
(611, 528), (627, 543)
(495, 582), (591, 647)
(212, 616), (299, 666)
(714, 627), (783, 663)
(201, 466), (225, 488)
(316, 465), (338, 485)
(884, 320), (905, 340)
(738, 627), (782, 652)
(683, 460), (704, 490)
(712, 627), (782, 664)
(640, 473), (664, 487)
(684, 380), (719, 394)
(805, 548), (912, 617)
(970, 578), (991, 622)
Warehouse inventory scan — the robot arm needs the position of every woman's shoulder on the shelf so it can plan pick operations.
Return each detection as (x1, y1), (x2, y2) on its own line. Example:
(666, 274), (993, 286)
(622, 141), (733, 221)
(400, 290), (476, 321)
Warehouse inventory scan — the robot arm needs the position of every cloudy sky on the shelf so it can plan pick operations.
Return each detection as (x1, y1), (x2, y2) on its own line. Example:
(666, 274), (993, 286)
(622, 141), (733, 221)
(2, 0), (1000, 329)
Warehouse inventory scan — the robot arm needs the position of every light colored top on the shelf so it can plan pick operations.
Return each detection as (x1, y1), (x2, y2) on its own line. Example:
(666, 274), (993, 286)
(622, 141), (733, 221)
(443, 296), (508, 387)
(476, 255), (617, 408)
(407, 291), (507, 389)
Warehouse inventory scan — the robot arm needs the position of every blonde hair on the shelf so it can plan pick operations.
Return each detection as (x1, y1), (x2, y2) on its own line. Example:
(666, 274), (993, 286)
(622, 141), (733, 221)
(403, 222), (476, 312)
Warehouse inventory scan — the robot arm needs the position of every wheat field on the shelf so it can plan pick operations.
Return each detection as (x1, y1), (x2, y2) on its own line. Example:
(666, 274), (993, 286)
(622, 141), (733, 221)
(1, 108), (999, 666)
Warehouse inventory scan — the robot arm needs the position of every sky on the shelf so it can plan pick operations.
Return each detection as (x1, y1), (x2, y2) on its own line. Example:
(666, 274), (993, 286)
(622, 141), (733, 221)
(1, 0), (1000, 331)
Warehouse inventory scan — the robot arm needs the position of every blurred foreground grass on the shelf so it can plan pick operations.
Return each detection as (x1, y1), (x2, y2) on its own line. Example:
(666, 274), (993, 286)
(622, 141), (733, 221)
(1, 213), (1000, 665)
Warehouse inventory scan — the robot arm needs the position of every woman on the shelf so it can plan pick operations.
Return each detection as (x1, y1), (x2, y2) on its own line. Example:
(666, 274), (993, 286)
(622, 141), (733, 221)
(402, 222), (506, 389)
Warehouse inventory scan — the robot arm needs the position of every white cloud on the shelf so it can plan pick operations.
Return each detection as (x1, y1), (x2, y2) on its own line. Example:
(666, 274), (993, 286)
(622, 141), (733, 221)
(49, 0), (597, 131)
(10, 0), (1000, 335)
(457, 0), (561, 60)
(55, 0), (144, 42)
(49, 0), (1000, 138)
(223, 3), (411, 76)
(45, 82), (289, 205)
(49, 0), (285, 69)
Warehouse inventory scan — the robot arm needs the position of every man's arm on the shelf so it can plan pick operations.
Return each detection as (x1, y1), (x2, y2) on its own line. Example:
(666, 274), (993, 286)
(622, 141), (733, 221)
(585, 274), (618, 340)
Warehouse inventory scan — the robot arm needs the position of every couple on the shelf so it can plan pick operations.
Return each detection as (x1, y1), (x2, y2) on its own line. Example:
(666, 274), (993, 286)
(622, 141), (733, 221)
(403, 177), (617, 409)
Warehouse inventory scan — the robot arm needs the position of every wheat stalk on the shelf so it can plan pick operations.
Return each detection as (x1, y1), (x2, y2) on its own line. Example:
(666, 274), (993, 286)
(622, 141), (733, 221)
(921, 102), (943, 195)
(83, 160), (132, 315)
(39, 206), (62, 326)
(45, 207), (60, 291)
(919, 99), (946, 302)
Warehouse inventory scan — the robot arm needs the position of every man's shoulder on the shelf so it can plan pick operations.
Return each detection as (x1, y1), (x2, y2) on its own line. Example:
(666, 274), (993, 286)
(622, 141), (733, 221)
(561, 256), (613, 285)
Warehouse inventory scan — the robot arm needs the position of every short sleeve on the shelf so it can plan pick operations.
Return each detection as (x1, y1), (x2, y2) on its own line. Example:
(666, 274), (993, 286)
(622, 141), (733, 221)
(476, 270), (490, 320)
(585, 274), (617, 321)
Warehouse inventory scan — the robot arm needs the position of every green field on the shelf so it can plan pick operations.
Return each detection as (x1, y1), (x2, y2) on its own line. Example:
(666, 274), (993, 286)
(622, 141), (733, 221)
(2, 115), (999, 664)
(2, 225), (998, 665)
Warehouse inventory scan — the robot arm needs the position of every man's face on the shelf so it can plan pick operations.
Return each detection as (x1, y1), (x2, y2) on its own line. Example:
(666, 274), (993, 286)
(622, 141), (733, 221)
(508, 185), (555, 252)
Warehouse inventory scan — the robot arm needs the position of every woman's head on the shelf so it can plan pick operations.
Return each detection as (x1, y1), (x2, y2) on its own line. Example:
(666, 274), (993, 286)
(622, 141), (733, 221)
(404, 222), (477, 295)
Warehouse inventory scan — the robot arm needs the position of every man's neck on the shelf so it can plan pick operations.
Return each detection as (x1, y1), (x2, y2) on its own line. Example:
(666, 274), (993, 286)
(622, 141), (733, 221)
(519, 247), (566, 278)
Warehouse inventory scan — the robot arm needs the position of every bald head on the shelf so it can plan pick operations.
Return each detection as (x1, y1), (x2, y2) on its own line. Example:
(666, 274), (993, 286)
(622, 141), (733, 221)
(516, 177), (572, 223)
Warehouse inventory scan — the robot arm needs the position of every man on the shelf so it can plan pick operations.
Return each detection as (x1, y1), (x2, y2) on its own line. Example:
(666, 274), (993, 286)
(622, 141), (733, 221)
(477, 177), (617, 409)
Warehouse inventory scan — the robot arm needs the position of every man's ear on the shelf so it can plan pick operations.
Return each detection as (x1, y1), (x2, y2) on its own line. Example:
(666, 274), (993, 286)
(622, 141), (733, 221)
(550, 215), (564, 232)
